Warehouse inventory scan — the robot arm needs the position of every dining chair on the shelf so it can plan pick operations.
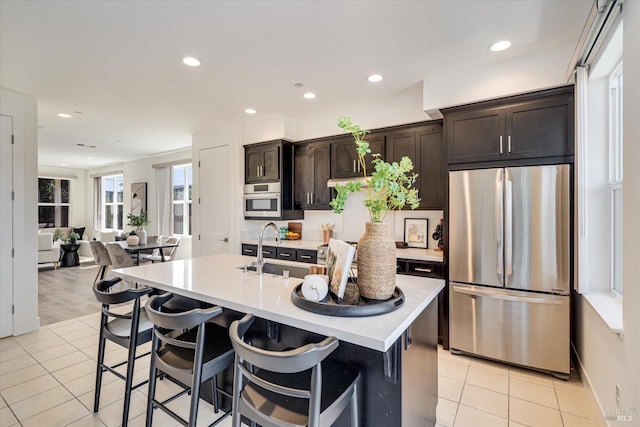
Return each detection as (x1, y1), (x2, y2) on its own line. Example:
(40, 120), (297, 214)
(229, 314), (360, 427)
(106, 243), (135, 269)
(146, 236), (180, 263)
(89, 240), (112, 284)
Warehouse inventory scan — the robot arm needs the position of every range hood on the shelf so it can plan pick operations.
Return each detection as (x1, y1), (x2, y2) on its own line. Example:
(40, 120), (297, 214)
(326, 177), (369, 188)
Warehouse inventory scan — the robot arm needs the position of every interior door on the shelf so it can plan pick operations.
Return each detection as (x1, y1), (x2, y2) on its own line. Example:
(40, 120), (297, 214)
(0, 115), (14, 337)
(199, 145), (231, 256)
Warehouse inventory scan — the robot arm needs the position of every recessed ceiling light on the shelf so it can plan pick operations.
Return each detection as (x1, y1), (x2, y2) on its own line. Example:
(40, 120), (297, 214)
(303, 92), (316, 99)
(368, 74), (383, 82)
(57, 113), (72, 118)
(294, 83), (304, 88)
(245, 108), (257, 114)
(182, 56), (201, 67)
(488, 40), (511, 52)
(61, 163), (68, 166)
(87, 157), (94, 160)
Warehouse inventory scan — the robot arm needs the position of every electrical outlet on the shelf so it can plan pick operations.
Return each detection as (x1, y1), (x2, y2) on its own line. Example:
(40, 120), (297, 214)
(616, 384), (621, 409)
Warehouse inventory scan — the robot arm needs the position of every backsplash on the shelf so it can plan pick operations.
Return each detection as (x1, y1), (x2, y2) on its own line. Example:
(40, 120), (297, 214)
(242, 191), (443, 249)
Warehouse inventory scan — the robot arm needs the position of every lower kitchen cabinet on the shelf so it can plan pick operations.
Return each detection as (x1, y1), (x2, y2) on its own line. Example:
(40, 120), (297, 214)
(241, 244), (317, 264)
(241, 243), (275, 259)
(397, 259), (443, 279)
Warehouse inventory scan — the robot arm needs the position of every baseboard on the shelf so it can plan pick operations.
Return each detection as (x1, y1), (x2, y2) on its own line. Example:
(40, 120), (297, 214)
(571, 342), (610, 427)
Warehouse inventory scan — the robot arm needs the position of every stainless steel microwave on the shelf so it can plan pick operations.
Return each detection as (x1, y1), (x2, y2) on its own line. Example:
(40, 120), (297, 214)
(243, 182), (281, 218)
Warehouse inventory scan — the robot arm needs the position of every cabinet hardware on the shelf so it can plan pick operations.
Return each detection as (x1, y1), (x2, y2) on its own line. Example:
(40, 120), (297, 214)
(310, 193), (314, 204)
(281, 253), (291, 257)
(415, 267), (433, 273)
(508, 135), (512, 153)
(357, 161), (361, 172)
(300, 255), (311, 259)
(353, 160), (357, 173)
(499, 136), (503, 154)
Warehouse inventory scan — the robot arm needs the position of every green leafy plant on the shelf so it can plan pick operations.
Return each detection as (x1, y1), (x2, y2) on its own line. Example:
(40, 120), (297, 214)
(52, 228), (64, 241)
(330, 116), (420, 222)
(127, 210), (150, 228)
(64, 232), (80, 244)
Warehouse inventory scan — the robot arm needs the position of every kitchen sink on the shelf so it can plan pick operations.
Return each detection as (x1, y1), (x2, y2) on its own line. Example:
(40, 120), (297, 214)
(236, 262), (309, 279)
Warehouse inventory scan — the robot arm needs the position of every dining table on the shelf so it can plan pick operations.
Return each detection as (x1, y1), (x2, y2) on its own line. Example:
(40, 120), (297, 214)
(115, 239), (179, 266)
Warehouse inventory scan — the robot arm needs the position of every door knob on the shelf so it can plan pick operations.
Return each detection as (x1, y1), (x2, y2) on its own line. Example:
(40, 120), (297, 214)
(219, 237), (229, 242)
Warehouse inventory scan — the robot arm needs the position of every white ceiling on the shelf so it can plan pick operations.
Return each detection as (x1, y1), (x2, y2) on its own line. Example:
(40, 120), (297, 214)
(0, 0), (592, 169)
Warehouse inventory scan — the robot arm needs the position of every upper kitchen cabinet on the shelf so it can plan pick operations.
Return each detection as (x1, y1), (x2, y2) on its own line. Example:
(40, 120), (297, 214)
(294, 141), (332, 210)
(245, 141), (280, 183)
(331, 132), (385, 179)
(386, 122), (444, 210)
(444, 85), (574, 166)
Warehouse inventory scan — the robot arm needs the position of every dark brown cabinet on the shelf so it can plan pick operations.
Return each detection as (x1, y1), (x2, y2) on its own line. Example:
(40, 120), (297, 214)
(445, 86), (574, 165)
(294, 141), (332, 210)
(245, 142), (280, 183)
(386, 123), (444, 210)
(331, 133), (385, 178)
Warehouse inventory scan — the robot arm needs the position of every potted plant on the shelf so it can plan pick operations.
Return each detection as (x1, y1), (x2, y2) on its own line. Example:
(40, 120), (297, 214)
(330, 116), (420, 299)
(64, 231), (80, 245)
(127, 210), (150, 244)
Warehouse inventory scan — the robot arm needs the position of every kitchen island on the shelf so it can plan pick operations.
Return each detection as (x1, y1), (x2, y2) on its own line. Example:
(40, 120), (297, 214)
(113, 253), (444, 426)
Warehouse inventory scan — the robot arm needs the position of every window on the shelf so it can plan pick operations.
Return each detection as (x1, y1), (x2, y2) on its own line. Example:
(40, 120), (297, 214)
(101, 174), (124, 231)
(609, 62), (623, 296)
(172, 164), (192, 235)
(38, 177), (69, 228)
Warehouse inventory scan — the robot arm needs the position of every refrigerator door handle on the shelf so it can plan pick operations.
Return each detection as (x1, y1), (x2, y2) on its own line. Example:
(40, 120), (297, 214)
(496, 176), (504, 282)
(452, 285), (565, 305)
(505, 178), (513, 279)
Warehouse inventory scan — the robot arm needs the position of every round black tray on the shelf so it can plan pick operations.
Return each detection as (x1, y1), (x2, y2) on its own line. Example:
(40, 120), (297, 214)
(291, 284), (404, 317)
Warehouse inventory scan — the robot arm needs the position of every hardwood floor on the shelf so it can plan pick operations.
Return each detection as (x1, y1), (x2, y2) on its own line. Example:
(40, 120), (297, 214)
(38, 263), (103, 326)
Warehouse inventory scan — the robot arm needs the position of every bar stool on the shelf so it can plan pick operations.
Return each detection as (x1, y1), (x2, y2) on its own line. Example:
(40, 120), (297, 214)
(229, 314), (361, 427)
(93, 277), (154, 427)
(144, 293), (235, 427)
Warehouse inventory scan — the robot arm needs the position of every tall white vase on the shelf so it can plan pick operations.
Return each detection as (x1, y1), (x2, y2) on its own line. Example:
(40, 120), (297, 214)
(136, 228), (148, 245)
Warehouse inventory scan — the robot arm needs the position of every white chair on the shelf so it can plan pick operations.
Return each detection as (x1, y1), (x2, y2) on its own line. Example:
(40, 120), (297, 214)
(146, 237), (180, 263)
(38, 233), (60, 269)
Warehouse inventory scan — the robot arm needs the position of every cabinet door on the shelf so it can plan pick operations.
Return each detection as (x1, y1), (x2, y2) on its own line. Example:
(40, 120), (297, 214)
(294, 145), (311, 209)
(505, 95), (574, 159)
(261, 145), (280, 181)
(387, 129), (417, 164)
(417, 125), (444, 209)
(331, 134), (385, 178)
(245, 149), (263, 183)
(446, 107), (505, 164)
(241, 244), (257, 256)
(309, 143), (331, 209)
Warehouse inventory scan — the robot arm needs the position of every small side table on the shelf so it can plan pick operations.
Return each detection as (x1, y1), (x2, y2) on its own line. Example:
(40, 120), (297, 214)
(59, 243), (80, 267)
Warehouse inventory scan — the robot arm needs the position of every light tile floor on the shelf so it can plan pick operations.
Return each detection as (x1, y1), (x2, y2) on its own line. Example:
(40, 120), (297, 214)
(1, 312), (604, 427)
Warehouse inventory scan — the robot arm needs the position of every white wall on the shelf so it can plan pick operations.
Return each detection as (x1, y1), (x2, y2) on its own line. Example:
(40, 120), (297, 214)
(1, 87), (39, 335)
(573, 2), (640, 423)
(422, 43), (576, 118)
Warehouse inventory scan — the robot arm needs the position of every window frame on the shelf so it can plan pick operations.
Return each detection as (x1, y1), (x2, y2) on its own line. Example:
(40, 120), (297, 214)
(608, 60), (623, 297)
(101, 174), (124, 232)
(37, 177), (70, 228)
(171, 164), (192, 236)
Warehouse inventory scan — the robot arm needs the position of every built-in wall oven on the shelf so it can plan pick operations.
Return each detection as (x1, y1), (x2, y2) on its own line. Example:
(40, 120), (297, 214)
(243, 182), (281, 218)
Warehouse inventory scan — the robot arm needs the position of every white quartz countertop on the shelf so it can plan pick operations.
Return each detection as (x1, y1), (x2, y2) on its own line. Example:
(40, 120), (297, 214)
(112, 253), (444, 352)
(243, 239), (444, 262)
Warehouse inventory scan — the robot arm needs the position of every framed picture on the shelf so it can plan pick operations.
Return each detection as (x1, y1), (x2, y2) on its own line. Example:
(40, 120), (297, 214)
(131, 182), (147, 216)
(404, 218), (429, 248)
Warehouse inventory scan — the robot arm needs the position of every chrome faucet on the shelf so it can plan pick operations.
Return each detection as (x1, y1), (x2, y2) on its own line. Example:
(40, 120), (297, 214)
(257, 222), (280, 275)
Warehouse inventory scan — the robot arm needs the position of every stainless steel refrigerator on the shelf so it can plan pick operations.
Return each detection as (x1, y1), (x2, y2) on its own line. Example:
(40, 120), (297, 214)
(449, 165), (571, 375)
